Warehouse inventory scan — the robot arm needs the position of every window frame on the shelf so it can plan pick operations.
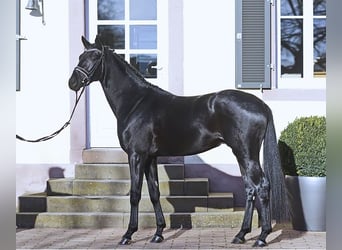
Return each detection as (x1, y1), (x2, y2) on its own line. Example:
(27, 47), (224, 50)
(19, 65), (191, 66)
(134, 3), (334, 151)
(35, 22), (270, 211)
(277, 0), (326, 89)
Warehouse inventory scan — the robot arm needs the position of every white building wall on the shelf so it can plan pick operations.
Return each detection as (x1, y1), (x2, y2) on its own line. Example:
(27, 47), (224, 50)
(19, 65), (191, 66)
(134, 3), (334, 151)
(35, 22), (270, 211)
(17, 0), (71, 164)
(268, 99), (326, 136)
(183, 0), (236, 95)
(16, 0), (85, 206)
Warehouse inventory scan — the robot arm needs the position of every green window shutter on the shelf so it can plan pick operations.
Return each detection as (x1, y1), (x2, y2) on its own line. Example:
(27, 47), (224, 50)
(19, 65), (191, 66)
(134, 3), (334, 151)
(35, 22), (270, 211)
(236, 0), (271, 89)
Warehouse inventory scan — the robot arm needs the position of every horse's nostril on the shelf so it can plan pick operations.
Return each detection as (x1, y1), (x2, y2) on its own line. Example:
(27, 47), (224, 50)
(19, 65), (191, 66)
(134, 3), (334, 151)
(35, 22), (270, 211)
(68, 76), (79, 91)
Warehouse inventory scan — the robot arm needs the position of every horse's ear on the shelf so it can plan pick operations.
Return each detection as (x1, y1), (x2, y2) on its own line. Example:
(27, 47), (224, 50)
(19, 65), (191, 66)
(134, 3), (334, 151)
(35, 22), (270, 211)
(95, 35), (104, 48)
(81, 36), (92, 49)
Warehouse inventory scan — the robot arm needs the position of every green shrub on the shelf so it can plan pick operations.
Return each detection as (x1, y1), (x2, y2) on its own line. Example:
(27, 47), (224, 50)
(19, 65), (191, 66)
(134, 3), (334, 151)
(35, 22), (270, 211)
(278, 116), (326, 177)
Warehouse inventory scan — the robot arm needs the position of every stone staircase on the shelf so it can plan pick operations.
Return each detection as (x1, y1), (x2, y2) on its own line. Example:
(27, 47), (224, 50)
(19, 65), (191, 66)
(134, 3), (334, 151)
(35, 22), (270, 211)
(16, 148), (257, 229)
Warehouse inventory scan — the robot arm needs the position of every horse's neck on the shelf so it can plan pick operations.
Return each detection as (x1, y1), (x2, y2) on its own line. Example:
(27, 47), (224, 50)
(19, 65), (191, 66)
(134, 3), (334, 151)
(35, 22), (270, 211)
(100, 50), (149, 118)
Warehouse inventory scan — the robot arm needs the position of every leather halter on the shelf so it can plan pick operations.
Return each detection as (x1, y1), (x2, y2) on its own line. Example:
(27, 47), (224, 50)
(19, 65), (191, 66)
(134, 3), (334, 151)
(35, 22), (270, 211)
(74, 47), (105, 86)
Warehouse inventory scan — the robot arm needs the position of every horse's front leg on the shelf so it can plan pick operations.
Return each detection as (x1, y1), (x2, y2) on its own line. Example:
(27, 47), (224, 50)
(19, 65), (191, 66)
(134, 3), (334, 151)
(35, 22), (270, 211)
(119, 152), (145, 245)
(145, 157), (166, 243)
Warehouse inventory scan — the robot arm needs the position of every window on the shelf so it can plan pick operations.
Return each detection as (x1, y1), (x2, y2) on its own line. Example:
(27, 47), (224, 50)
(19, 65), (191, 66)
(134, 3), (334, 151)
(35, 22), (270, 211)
(280, 0), (303, 77)
(313, 0), (326, 77)
(96, 0), (158, 78)
(278, 0), (326, 87)
(236, 0), (326, 89)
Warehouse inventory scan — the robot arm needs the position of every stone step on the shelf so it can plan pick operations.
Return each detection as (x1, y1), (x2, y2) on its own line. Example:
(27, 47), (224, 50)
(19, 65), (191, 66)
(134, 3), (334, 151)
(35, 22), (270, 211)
(75, 163), (184, 180)
(47, 194), (234, 213)
(83, 148), (129, 164)
(16, 212), (40, 228)
(19, 211), (258, 229)
(47, 178), (209, 196)
(18, 193), (47, 213)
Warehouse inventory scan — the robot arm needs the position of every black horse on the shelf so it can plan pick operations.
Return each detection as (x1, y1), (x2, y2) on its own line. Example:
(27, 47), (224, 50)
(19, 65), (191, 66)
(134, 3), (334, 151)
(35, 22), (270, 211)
(69, 36), (288, 247)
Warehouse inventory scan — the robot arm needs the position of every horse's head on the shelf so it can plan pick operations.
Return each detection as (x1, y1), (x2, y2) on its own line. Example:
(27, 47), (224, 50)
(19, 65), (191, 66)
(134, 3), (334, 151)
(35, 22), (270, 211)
(68, 36), (105, 91)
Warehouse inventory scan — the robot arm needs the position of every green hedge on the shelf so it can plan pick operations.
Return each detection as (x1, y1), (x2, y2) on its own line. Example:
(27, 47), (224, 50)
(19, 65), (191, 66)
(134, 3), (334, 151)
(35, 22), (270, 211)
(278, 116), (326, 177)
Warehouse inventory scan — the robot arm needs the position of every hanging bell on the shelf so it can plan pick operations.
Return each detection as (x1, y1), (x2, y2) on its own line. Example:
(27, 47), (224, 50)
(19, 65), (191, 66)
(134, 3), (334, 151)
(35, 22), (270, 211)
(25, 0), (39, 11)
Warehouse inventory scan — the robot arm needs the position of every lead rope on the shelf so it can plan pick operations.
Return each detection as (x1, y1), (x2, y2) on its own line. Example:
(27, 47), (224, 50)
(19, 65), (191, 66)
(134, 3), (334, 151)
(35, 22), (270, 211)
(16, 86), (86, 143)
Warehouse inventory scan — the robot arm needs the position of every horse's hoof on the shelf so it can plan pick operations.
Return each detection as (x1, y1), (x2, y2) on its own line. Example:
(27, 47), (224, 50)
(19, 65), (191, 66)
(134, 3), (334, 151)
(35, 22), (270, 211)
(151, 234), (164, 243)
(252, 239), (267, 247)
(231, 236), (245, 244)
(119, 237), (132, 245)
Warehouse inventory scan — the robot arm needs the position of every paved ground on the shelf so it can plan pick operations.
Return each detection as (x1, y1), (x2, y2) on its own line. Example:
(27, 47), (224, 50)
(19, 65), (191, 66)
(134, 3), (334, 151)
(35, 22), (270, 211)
(16, 223), (326, 249)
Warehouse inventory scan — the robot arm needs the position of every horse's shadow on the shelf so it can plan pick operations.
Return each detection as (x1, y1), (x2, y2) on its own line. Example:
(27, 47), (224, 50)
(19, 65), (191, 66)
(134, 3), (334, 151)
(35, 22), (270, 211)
(248, 223), (306, 245)
(124, 228), (188, 244)
(131, 225), (305, 246)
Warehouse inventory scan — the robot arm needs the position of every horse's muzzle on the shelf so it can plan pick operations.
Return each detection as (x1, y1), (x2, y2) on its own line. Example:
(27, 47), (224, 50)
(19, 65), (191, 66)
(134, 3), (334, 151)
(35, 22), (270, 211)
(68, 72), (82, 91)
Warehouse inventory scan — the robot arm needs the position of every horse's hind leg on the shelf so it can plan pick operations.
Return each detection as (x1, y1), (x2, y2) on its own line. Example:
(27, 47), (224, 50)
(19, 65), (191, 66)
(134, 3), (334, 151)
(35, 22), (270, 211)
(253, 173), (272, 247)
(231, 152), (272, 246)
(119, 152), (145, 245)
(144, 157), (166, 243)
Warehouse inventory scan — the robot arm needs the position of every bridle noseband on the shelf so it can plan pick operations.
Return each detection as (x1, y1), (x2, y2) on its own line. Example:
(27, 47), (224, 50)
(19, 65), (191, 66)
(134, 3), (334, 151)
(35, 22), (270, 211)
(74, 47), (105, 86)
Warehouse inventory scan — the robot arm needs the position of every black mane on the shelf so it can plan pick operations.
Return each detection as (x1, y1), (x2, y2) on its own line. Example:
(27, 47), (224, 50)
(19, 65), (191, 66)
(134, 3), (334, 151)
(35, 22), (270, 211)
(109, 48), (163, 92)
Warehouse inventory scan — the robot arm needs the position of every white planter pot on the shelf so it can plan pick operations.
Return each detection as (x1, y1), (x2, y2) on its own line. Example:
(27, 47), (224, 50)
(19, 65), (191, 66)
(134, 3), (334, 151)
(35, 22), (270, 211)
(285, 175), (326, 231)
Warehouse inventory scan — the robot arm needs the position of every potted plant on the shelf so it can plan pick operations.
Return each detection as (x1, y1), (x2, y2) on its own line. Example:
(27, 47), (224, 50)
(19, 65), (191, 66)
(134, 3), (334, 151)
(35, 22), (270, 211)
(278, 116), (326, 231)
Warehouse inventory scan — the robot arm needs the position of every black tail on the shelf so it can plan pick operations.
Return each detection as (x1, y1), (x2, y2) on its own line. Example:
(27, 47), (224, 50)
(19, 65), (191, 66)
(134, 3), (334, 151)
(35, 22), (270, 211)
(263, 107), (289, 222)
